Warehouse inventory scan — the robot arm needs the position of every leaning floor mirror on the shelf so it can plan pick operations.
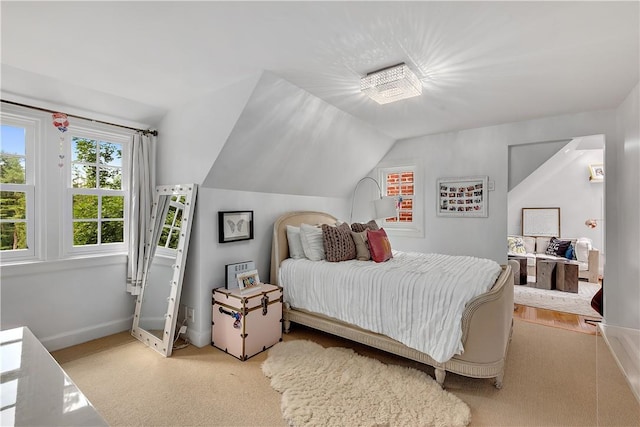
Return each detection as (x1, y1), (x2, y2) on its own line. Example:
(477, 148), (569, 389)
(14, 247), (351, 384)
(131, 184), (197, 356)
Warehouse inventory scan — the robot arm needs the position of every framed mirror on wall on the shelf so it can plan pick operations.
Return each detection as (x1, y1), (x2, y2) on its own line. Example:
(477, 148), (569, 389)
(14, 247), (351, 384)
(131, 184), (197, 357)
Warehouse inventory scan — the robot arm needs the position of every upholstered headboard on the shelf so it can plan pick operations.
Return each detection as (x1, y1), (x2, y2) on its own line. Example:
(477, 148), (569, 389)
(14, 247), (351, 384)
(269, 211), (338, 285)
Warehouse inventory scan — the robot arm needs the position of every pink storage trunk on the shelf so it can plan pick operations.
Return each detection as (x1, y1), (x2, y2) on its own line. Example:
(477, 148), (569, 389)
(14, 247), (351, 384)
(212, 284), (283, 361)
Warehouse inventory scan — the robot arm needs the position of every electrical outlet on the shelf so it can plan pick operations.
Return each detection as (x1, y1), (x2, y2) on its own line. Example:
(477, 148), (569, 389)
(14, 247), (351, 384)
(187, 307), (195, 323)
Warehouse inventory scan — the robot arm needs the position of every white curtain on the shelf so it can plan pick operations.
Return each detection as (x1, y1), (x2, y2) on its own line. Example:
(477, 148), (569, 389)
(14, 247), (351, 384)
(126, 132), (156, 295)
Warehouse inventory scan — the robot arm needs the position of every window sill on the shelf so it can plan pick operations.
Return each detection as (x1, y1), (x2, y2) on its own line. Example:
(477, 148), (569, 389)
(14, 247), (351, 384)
(1, 253), (128, 278)
(384, 226), (424, 238)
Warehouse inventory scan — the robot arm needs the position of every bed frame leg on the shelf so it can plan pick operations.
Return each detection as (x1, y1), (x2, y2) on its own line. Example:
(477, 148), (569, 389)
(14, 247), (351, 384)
(283, 319), (291, 334)
(435, 368), (446, 387)
(494, 373), (504, 389)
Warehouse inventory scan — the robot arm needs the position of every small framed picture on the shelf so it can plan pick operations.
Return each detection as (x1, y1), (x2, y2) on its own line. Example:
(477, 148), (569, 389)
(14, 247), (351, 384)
(219, 211), (254, 243)
(589, 164), (604, 181)
(225, 261), (256, 289)
(237, 269), (260, 292)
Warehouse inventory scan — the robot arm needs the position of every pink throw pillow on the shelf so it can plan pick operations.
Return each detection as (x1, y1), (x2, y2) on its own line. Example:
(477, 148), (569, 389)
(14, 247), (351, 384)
(366, 228), (393, 263)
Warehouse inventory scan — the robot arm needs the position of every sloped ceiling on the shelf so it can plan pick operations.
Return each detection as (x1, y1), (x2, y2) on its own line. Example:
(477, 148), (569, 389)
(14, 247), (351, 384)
(508, 139), (571, 191)
(203, 72), (395, 197)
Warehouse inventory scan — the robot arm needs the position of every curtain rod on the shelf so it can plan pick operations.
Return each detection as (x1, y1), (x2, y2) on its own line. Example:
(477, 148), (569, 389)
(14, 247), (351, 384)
(1, 99), (158, 137)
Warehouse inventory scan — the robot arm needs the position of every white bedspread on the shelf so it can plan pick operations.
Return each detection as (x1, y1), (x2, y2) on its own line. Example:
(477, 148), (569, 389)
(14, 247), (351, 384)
(280, 250), (502, 363)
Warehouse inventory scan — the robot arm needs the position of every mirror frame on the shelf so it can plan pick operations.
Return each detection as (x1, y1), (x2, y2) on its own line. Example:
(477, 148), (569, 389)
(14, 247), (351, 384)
(131, 184), (197, 356)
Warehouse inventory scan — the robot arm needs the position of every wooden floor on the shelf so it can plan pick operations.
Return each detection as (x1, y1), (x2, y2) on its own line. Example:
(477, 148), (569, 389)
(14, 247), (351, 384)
(513, 304), (599, 335)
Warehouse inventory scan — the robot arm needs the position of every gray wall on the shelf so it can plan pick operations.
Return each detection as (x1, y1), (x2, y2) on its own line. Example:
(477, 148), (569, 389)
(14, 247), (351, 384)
(610, 83), (640, 329)
(1, 256), (134, 350)
(181, 188), (348, 346)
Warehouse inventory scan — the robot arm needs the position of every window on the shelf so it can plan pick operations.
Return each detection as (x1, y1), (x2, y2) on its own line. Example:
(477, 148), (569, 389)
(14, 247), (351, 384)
(66, 130), (129, 255)
(156, 194), (186, 256)
(378, 165), (423, 237)
(0, 114), (38, 261)
(0, 103), (133, 264)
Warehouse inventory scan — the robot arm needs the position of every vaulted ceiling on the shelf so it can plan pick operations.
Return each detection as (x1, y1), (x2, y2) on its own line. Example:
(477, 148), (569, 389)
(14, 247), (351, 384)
(2, 2), (638, 140)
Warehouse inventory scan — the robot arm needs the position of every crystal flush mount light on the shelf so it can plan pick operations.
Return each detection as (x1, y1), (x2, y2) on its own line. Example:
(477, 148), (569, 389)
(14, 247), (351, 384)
(360, 63), (422, 104)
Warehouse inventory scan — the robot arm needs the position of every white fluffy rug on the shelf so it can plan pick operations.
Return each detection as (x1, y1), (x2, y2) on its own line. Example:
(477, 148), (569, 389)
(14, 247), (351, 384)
(514, 281), (602, 318)
(261, 340), (470, 427)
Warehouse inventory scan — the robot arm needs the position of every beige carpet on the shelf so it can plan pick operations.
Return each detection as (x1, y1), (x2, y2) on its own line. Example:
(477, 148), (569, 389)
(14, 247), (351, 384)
(514, 281), (602, 318)
(53, 320), (640, 426)
(262, 340), (470, 427)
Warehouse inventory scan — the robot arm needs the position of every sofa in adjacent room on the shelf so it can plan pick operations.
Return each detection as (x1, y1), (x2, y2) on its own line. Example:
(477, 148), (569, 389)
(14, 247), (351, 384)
(508, 235), (600, 283)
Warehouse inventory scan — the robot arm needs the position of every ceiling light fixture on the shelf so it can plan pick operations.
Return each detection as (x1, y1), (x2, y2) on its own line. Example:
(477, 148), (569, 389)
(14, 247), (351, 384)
(360, 63), (422, 105)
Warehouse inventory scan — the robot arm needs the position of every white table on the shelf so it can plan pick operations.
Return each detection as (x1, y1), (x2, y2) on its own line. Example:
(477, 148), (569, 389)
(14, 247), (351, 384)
(0, 327), (108, 426)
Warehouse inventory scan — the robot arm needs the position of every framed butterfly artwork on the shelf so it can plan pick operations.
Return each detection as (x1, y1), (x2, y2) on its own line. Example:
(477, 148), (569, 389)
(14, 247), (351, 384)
(218, 210), (254, 243)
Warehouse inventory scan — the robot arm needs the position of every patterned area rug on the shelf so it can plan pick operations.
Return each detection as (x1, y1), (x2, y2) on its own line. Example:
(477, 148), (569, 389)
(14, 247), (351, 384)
(514, 281), (602, 318)
(262, 340), (470, 427)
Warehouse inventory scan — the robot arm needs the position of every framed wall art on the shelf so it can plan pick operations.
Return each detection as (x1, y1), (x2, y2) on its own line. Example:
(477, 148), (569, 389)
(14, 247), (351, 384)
(588, 163), (604, 182)
(522, 207), (560, 237)
(218, 210), (254, 243)
(436, 176), (488, 217)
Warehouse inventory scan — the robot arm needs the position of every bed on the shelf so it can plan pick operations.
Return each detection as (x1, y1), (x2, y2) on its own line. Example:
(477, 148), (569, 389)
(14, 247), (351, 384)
(270, 211), (514, 388)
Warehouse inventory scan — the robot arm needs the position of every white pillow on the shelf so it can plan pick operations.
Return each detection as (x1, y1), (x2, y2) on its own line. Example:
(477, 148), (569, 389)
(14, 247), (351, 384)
(523, 236), (536, 254)
(575, 237), (593, 263)
(535, 237), (551, 254)
(286, 225), (306, 259)
(299, 223), (325, 261)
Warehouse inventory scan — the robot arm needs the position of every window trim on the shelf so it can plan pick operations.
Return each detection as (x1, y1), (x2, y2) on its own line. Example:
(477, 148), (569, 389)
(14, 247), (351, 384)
(377, 163), (424, 238)
(62, 125), (131, 257)
(0, 111), (42, 262)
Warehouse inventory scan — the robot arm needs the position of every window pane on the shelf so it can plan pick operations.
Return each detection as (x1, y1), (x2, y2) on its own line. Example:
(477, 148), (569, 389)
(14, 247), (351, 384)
(165, 206), (176, 226)
(73, 195), (98, 219)
(99, 141), (122, 167)
(98, 166), (122, 190)
(1, 125), (25, 156)
(101, 221), (123, 243)
(0, 154), (26, 184)
(72, 138), (97, 163)
(73, 222), (98, 245)
(0, 222), (27, 250)
(102, 196), (124, 218)
(72, 165), (97, 188)
(168, 229), (180, 249)
(159, 227), (170, 247)
(0, 191), (26, 220)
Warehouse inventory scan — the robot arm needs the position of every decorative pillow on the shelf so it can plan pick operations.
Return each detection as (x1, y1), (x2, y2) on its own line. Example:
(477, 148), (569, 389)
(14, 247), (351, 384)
(507, 235), (526, 255)
(299, 223), (325, 261)
(564, 244), (576, 260)
(350, 230), (371, 261)
(523, 236), (536, 254)
(321, 223), (356, 262)
(351, 220), (379, 233)
(366, 228), (392, 263)
(575, 238), (593, 263)
(545, 237), (571, 257)
(535, 237), (551, 254)
(285, 225), (306, 259)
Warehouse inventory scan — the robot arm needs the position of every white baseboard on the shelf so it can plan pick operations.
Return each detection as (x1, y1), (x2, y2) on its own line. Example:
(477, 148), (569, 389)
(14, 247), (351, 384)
(186, 326), (211, 348)
(40, 316), (134, 352)
(599, 323), (640, 404)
